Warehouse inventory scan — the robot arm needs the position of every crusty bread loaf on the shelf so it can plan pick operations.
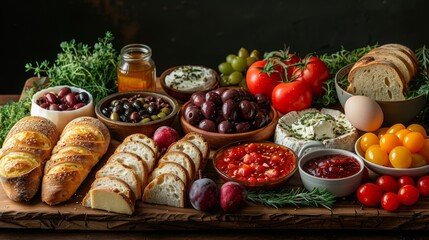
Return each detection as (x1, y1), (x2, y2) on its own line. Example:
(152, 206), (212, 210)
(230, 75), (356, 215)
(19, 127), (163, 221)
(0, 116), (59, 202)
(149, 162), (189, 186)
(158, 151), (196, 183)
(42, 117), (110, 205)
(107, 152), (149, 191)
(123, 133), (159, 158)
(348, 57), (406, 101)
(115, 141), (156, 172)
(166, 140), (202, 178)
(183, 132), (210, 169)
(95, 161), (142, 199)
(142, 173), (186, 208)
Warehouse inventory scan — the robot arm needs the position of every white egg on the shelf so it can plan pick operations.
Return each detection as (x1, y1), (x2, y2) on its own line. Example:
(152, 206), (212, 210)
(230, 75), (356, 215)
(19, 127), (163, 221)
(344, 96), (384, 132)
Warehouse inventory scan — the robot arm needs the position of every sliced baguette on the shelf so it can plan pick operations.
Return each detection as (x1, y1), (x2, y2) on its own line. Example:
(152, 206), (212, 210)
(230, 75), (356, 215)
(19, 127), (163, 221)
(123, 133), (159, 158)
(142, 173), (186, 208)
(96, 161), (142, 199)
(115, 141), (156, 172)
(107, 152), (149, 191)
(158, 151), (196, 182)
(166, 140), (202, 178)
(183, 132), (210, 168)
(149, 162), (189, 186)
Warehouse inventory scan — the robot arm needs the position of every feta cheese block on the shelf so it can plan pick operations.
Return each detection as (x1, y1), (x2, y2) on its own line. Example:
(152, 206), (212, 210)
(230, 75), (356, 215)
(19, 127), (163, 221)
(274, 108), (358, 152)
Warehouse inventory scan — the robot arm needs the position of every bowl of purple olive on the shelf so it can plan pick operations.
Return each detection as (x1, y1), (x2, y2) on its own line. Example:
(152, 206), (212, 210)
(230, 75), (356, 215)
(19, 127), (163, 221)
(95, 91), (179, 141)
(31, 85), (95, 132)
(180, 87), (279, 149)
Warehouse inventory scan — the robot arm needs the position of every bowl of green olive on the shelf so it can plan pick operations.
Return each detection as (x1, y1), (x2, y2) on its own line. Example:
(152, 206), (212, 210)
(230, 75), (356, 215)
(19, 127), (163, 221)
(95, 91), (179, 140)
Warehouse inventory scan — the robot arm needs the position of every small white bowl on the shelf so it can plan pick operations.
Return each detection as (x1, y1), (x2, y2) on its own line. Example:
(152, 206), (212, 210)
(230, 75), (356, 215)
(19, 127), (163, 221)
(31, 85), (95, 132)
(297, 141), (365, 197)
(354, 136), (429, 178)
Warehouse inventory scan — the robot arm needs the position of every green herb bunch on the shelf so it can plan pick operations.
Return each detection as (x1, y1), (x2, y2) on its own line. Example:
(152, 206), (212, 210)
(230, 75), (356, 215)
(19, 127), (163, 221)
(25, 31), (118, 103)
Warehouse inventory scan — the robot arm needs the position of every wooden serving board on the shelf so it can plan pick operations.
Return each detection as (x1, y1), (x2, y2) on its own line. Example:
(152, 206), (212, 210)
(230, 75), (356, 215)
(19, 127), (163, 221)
(0, 78), (428, 231)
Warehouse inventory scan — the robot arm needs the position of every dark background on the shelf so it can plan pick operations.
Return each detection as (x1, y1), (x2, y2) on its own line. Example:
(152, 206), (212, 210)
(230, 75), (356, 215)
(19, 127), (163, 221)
(2, 0), (428, 94)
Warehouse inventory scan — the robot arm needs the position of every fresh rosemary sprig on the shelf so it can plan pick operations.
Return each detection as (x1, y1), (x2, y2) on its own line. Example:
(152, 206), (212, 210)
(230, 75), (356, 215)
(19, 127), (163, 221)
(246, 187), (336, 210)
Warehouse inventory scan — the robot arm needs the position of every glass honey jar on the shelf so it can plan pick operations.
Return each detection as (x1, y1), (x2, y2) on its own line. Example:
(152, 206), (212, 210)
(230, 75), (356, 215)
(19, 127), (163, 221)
(117, 44), (156, 92)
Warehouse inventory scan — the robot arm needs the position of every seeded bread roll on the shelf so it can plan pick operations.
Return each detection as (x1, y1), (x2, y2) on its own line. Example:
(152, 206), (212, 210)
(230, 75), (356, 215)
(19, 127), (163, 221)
(142, 173), (186, 208)
(0, 116), (59, 202)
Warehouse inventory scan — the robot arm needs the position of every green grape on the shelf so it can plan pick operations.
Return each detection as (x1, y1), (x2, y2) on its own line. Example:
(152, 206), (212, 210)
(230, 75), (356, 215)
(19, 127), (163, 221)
(226, 54), (237, 63)
(250, 49), (261, 60)
(218, 62), (234, 75)
(239, 78), (248, 89)
(228, 71), (243, 85)
(231, 57), (247, 72)
(246, 56), (257, 67)
(238, 47), (249, 58)
(220, 74), (230, 86)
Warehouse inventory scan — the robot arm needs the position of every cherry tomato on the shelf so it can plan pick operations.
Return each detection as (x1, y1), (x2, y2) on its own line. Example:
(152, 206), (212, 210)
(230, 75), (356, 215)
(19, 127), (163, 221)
(271, 80), (312, 114)
(376, 175), (398, 193)
(246, 60), (283, 97)
(410, 153), (427, 168)
(293, 56), (331, 96)
(365, 144), (389, 166)
(402, 131), (425, 153)
(379, 133), (401, 153)
(377, 127), (389, 139)
(397, 185), (420, 206)
(397, 176), (415, 188)
(381, 192), (401, 211)
(360, 132), (379, 152)
(395, 129), (411, 142)
(416, 175), (429, 197)
(407, 123), (427, 138)
(389, 146), (412, 168)
(356, 183), (383, 207)
(386, 123), (406, 134)
(418, 139), (429, 164)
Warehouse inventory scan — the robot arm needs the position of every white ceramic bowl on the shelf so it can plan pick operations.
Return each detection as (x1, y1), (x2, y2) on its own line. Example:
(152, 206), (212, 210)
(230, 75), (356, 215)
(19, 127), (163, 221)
(298, 141), (365, 197)
(354, 136), (429, 178)
(31, 85), (95, 132)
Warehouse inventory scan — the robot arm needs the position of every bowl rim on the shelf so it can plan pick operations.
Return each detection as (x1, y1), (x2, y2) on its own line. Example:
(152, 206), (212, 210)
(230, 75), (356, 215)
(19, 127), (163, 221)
(160, 65), (220, 94)
(212, 140), (298, 188)
(298, 148), (365, 182)
(94, 90), (179, 126)
(335, 63), (427, 103)
(355, 136), (429, 172)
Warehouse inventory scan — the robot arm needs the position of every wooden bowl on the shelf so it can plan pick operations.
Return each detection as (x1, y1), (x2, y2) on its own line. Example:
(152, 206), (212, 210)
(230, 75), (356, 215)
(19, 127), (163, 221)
(95, 91), (179, 141)
(160, 65), (220, 102)
(180, 100), (279, 149)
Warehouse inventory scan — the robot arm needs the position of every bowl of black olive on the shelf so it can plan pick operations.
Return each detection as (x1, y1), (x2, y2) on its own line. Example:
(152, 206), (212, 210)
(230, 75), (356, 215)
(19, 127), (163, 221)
(180, 87), (279, 149)
(95, 91), (179, 141)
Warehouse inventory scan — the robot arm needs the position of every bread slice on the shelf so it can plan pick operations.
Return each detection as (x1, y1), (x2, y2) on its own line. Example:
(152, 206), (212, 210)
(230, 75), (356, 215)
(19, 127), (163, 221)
(365, 49), (413, 83)
(347, 57), (406, 101)
(379, 43), (419, 73)
(115, 141), (156, 172)
(82, 176), (136, 207)
(166, 140), (202, 178)
(149, 162), (189, 186)
(96, 162), (142, 199)
(89, 188), (135, 215)
(158, 151), (196, 182)
(142, 173), (186, 208)
(123, 133), (159, 158)
(183, 132), (210, 168)
(107, 152), (149, 191)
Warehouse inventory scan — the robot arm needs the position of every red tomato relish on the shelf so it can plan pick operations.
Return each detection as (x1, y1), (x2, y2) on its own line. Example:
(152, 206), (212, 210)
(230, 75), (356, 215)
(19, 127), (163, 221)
(303, 154), (361, 179)
(214, 142), (296, 184)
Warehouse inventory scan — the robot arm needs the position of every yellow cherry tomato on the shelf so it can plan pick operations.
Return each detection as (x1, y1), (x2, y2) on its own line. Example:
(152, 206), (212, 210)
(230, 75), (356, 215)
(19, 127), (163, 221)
(403, 131), (425, 153)
(360, 132), (380, 152)
(418, 139), (429, 164)
(407, 123), (427, 138)
(377, 127), (389, 139)
(395, 129), (411, 142)
(365, 144), (389, 166)
(410, 153), (427, 168)
(379, 133), (401, 153)
(387, 123), (406, 134)
(389, 146), (412, 168)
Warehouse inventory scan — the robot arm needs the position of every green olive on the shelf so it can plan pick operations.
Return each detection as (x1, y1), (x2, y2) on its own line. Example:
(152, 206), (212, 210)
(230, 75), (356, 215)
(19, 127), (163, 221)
(150, 115), (159, 121)
(110, 112), (119, 121)
(141, 117), (151, 123)
(157, 112), (167, 119)
(161, 107), (171, 115)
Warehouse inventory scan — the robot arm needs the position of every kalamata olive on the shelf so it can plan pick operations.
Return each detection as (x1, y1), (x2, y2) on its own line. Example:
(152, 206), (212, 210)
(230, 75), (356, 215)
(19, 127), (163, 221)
(45, 92), (58, 104)
(112, 104), (124, 114)
(255, 93), (270, 110)
(221, 89), (241, 103)
(239, 100), (257, 120)
(122, 101), (133, 111)
(49, 104), (59, 111)
(198, 119), (217, 132)
(57, 87), (71, 98)
(222, 99), (238, 121)
(130, 111), (140, 122)
(201, 101), (217, 120)
(215, 110), (225, 123)
(147, 105), (157, 115)
(145, 95), (154, 102)
(205, 91), (221, 105)
(252, 111), (270, 128)
(74, 103), (86, 109)
(132, 99), (143, 110)
(77, 92), (89, 103)
(39, 103), (49, 109)
(211, 87), (227, 96)
(218, 120), (234, 133)
(191, 91), (206, 107)
(64, 93), (77, 107)
(59, 103), (69, 111)
(235, 122), (251, 133)
(185, 107), (202, 126)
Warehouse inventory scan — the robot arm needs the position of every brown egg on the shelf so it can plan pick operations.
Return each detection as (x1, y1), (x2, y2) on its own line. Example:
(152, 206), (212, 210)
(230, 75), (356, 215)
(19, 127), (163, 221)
(344, 96), (384, 132)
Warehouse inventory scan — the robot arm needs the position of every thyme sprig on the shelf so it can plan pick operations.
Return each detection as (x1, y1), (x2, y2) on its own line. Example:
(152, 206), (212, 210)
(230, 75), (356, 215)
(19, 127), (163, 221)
(247, 187), (336, 210)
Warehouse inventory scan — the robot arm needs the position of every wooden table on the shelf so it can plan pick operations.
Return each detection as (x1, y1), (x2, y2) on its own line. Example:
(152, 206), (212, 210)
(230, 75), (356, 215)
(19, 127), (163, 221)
(0, 78), (428, 239)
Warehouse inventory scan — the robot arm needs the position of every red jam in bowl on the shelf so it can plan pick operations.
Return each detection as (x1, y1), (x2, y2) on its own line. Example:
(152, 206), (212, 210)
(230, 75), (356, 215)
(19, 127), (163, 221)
(303, 154), (360, 179)
(214, 142), (296, 184)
